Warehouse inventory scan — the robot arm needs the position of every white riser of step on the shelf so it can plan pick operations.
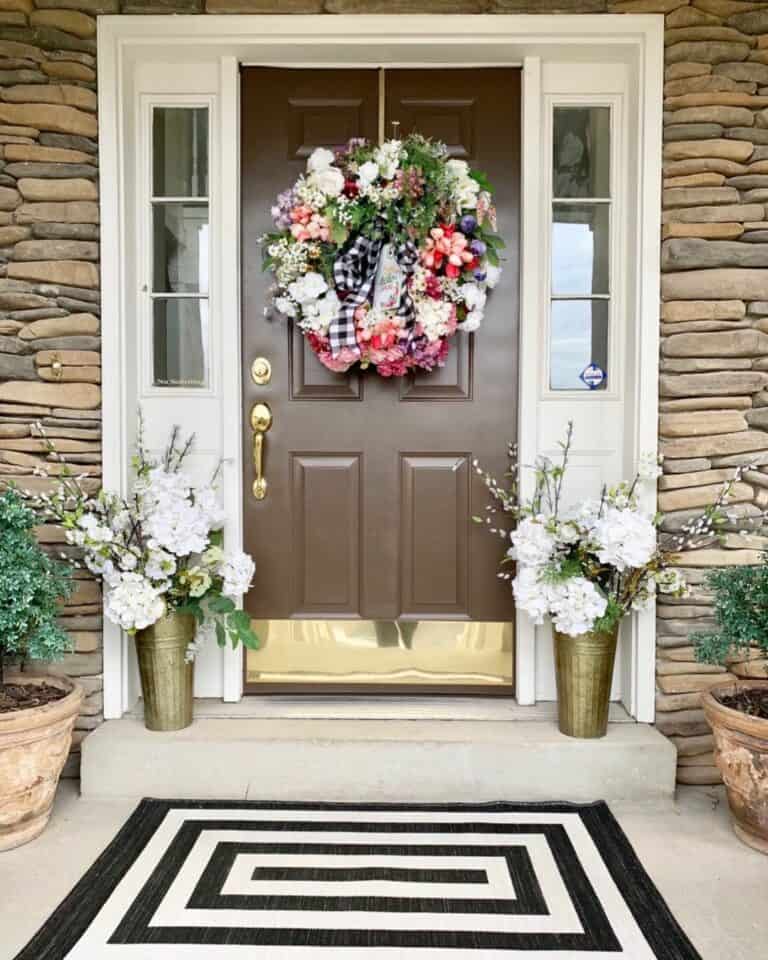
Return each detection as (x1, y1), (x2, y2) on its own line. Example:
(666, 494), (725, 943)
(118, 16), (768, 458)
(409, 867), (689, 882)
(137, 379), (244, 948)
(81, 718), (676, 806)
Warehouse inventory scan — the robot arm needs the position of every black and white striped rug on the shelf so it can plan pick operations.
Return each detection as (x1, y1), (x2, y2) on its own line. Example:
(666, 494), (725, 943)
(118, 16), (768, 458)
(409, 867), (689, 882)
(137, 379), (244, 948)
(17, 800), (700, 959)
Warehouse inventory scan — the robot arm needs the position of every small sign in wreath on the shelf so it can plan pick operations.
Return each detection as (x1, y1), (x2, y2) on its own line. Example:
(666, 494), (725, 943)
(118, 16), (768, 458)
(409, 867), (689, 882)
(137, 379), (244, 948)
(263, 134), (504, 378)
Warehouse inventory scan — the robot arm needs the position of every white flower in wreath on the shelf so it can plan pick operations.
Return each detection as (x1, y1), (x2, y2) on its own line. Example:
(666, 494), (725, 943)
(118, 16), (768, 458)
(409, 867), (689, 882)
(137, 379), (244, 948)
(375, 140), (402, 180)
(485, 264), (502, 289)
(306, 147), (336, 173)
(299, 290), (341, 336)
(308, 165), (345, 198)
(415, 297), (454, 342)
(461, 282), (487, 314)
(274, 296), (298, 318)
(288, 271), (328, 305)
(445, 158), (480, 208)
(358, 160), (380, 188)
(460, 311), (482, 333)
(591, 506), (657, 572)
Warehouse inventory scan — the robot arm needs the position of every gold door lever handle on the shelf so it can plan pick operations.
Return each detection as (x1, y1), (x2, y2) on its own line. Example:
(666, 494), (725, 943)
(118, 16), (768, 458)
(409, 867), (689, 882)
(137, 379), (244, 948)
(250, 402), (272, 500)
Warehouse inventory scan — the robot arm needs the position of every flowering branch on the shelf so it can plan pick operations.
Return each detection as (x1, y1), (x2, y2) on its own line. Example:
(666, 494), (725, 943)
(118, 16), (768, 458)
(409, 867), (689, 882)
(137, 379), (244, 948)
(10, 418), (259, 660)
(472, 421), (755, 638)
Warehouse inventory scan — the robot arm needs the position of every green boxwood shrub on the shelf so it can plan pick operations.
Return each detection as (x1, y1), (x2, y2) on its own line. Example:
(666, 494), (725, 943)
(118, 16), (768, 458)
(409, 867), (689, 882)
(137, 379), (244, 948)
(0, 488), (73, 686)
(694, 557), (768, 668)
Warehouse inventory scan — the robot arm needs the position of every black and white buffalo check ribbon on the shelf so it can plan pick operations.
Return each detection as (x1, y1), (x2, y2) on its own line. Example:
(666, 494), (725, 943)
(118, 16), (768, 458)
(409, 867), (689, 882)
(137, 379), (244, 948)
(330, 232), (419, 356)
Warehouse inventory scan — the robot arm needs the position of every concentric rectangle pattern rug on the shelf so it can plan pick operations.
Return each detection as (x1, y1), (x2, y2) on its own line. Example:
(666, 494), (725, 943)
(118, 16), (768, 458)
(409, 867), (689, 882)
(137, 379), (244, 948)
(16, 800), (701, 959)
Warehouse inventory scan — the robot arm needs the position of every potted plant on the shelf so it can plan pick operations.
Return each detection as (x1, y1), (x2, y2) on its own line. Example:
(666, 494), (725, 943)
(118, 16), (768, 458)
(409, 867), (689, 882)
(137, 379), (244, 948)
(20, 422), (259, 732)
(0, 488), (81, 851)
(694, 561), (768, 854)
(474, 422), (740, 738)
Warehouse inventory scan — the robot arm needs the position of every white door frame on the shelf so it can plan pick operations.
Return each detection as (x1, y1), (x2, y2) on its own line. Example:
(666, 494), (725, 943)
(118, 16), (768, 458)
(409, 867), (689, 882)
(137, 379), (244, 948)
(98, 14), (663, 720)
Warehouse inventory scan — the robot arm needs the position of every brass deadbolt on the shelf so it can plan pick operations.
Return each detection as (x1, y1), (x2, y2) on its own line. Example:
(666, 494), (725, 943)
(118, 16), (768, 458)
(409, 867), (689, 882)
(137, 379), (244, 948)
(251, 357), (272, 385)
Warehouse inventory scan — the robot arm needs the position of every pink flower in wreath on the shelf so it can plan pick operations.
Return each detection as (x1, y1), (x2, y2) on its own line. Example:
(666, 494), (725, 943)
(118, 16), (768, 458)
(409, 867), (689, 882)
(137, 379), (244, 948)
(290, 212), (329, 242)
(377, 357), (412, 377)
(290, 204), (314, 224)
(316, 347), (358, 373)
(367, 344), (406, 366)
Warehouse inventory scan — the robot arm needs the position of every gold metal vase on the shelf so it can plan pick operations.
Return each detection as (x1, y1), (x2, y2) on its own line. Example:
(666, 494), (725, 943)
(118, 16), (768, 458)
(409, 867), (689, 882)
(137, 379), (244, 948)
(554, 625), (619, 739)
(134, 612), (195, 732)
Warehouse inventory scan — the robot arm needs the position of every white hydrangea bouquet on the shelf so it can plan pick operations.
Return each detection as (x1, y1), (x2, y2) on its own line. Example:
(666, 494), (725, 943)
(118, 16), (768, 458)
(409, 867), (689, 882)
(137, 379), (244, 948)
(475, 422), (743, 639)
(20, 421), (258, 658)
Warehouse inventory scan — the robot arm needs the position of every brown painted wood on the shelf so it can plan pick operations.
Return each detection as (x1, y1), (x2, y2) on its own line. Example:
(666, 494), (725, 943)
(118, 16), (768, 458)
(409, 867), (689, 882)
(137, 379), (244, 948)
(241, 67), (520, 684)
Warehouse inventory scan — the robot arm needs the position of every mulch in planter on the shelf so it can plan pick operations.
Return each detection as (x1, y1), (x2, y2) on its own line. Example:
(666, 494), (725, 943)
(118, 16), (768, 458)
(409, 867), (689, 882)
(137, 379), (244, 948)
(718, 687), (768, 721)
(0, 681), (67, 714)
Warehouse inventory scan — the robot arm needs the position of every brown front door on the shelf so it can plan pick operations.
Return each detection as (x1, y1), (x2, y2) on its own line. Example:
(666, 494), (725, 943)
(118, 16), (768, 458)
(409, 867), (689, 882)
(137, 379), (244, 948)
(241, 67), (520, 692)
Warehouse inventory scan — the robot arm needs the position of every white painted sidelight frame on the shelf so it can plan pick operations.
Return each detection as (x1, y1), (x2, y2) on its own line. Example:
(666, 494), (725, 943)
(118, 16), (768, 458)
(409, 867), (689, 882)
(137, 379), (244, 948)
(98, 14), (663, 721)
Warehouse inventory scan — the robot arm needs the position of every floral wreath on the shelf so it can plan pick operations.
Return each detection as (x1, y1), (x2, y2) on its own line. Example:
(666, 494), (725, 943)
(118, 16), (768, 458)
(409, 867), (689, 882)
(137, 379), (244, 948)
(263, 134), (504, 377)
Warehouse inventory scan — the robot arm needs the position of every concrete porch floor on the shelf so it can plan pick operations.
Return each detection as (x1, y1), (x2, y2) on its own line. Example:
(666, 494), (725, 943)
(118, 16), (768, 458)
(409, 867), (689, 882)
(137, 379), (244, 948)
(1, 782), (766, 960)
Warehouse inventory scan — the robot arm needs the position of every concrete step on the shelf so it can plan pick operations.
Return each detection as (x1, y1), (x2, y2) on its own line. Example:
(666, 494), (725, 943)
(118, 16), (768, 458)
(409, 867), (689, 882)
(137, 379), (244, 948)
(81, 716), (677, 806)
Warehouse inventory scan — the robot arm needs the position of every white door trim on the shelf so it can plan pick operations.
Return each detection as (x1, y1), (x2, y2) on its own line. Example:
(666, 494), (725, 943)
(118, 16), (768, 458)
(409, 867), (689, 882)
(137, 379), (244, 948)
(98, 13), (663, 721)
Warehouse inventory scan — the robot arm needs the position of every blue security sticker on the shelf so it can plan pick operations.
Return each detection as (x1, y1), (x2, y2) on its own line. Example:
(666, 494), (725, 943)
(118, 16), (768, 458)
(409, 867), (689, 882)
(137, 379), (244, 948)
(579, 363), (606, 390)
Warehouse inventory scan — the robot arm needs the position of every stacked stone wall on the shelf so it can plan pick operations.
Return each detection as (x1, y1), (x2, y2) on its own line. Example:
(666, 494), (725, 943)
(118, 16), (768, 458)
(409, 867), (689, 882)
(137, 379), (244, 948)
(1, 0), (767, 782)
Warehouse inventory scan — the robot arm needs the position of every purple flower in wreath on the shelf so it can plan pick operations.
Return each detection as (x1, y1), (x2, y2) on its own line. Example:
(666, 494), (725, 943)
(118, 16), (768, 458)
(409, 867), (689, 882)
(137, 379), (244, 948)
(470, 239), (487, 257)
(271, 188), (295, 230)
(459, 214), (477, 235)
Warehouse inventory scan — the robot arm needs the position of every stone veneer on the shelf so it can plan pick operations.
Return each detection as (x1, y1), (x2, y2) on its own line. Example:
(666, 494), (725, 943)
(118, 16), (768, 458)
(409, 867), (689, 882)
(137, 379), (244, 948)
(2, 0), (768, 782)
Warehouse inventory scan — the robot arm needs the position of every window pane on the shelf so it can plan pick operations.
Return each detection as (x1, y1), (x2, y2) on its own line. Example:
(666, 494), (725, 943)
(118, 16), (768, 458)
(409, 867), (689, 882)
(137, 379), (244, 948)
(550, 299), (608, 391)
(552, 203), (609, 296)
(153, 107), (208, 198)
(153, 299), (208, 388)
(553, 107), (610, 199)
(153, 202), (209, 294)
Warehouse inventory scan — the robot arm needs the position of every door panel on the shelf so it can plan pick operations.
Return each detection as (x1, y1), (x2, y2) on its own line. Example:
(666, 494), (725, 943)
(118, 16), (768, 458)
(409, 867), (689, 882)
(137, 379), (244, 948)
(401, 454), (469, 617)
(241, 67), (520, 689)
(292, 454), (361, 615)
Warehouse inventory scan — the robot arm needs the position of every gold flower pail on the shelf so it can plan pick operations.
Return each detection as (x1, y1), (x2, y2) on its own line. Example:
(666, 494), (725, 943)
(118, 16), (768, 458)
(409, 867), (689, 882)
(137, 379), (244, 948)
(554, 625), (619, 739)
(135, 612), (195, 732)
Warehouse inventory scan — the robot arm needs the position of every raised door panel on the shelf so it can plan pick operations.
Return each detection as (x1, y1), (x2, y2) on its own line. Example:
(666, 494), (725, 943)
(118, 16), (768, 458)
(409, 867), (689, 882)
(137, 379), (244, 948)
(290, 325), (362, 401)
(401, 454), (469, 617)
(289, 97), (369, 159)
(393, 97), (475, 159)
(399, 336), (472, 401)
(292, 454), (361, 616)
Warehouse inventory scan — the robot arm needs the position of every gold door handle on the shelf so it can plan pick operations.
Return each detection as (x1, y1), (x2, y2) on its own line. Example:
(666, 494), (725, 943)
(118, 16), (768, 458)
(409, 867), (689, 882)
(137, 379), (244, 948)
(250, 402), (272, 500)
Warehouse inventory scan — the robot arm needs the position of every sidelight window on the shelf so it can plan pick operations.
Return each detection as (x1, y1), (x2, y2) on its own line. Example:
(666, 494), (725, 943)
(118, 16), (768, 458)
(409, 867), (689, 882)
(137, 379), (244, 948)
(149, 106), (210, 389)
(549, 106), (611, 392)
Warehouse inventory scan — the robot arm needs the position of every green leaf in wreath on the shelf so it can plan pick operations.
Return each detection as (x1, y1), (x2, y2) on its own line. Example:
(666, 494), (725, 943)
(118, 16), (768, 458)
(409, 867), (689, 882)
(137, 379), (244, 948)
(215, 620), (226, 648)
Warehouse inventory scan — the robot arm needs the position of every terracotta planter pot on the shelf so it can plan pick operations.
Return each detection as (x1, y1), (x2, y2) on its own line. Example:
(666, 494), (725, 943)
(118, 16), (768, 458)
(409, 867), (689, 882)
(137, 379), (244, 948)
(702, 679), (768, 856)
(0, 673), (83, 852)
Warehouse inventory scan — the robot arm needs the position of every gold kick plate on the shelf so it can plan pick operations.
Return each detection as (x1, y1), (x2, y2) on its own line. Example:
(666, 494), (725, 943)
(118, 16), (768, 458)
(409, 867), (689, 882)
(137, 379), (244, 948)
(251, 402), (272, 500)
